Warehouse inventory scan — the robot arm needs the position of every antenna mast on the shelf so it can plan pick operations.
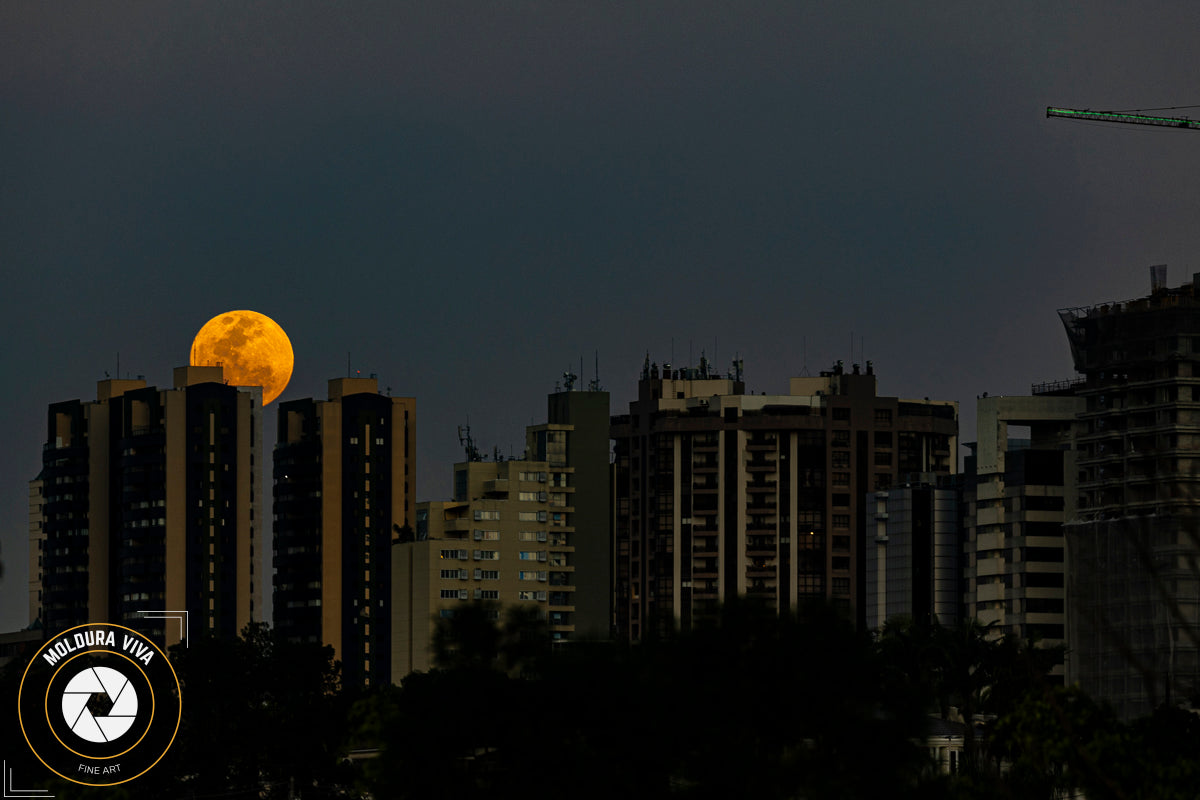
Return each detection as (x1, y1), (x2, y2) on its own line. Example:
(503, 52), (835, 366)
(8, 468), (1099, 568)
(457, 422), (481, 462)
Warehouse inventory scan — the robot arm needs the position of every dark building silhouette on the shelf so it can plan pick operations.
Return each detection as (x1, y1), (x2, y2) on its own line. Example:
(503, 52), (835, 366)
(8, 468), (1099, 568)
(611, 358), (956, 640)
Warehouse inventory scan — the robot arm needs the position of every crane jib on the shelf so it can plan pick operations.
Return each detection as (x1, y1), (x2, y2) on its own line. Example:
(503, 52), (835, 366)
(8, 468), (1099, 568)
(1047, 107), (1200, 130)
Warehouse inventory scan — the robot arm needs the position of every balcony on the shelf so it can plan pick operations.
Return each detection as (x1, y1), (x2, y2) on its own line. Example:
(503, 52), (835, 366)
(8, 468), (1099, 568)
(746, 562), (777, 579)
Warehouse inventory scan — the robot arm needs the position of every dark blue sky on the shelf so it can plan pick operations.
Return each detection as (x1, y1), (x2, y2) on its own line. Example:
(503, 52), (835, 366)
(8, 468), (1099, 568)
(5, 2), (1200, 629)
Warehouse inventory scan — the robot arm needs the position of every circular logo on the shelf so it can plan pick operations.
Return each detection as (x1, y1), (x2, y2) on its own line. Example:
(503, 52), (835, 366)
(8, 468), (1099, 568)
(61, 665), (139, 743)
(18, 624), (181, 787)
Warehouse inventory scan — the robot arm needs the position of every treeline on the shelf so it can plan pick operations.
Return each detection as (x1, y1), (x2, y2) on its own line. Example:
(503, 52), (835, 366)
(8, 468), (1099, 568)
(3, 603), (1199, 799)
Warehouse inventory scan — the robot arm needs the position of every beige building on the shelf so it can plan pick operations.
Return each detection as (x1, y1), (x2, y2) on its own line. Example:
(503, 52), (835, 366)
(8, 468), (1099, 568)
(273, 377), (416, 690)
(392, 387), (609, 679)
(963, 393), (1082, 676)
(34, 366), (261, 647)
(396, 459), (571, 676)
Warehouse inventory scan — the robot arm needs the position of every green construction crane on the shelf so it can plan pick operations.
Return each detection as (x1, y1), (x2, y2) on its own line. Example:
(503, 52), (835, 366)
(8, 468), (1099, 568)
(1047, 106), (1200, 131)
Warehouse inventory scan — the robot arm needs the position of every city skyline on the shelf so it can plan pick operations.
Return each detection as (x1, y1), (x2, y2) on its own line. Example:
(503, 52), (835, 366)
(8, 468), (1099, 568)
(7, 2), (1200, 634)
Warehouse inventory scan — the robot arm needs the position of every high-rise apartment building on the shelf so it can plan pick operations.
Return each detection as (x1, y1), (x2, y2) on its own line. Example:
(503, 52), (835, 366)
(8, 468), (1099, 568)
(1061, 271), (1200, 716)
(33, 366), (262, 646)
(865, 478), (961, 631)
(272, 377), (416, 690)
(527, 389), (611, 638)
(610, 359), (956, 640)
(392, 388), (610, 678)
(962, 394), (1081, 677)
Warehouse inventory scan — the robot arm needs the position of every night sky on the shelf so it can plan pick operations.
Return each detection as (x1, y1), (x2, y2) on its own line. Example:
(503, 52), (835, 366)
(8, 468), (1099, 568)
(5, 2), (1200, 631)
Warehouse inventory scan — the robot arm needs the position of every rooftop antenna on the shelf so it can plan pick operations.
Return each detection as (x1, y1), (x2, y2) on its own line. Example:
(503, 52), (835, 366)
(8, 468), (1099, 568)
(588, 350), (602, 391)
(347, 352), (351, 378)
(641, 352), (651, 380)
(562, 367), (578, 391)
(800, 337), (811, 376)
(457, 421), (481, 462)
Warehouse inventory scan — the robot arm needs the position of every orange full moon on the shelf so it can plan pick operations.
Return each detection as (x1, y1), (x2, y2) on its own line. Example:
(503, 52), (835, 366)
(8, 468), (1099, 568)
(190, 310), (294, 405)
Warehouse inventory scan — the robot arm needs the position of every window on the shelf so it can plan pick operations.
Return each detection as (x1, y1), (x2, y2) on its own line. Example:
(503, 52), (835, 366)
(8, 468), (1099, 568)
(439, 549), (468, 560)
(474, 509), (500, 521)
(833, 407), (850, 421)
(439, 589), (466, 599)
(874, 451), (892, 466)
(519, 531), (540, 542)
(518, 491), (541, 502)
(550, 493), (567, 507)
(518, 591), (537, 600)
(832, 451), (850, 468)
(832, 493), (850, 507)
(874, 409), (892, 425)
(832, 472), (850, 487)
(1024, 546), (1064, 563)
(476, 569), (499, 580)
(519, 551), (544, 561)
(832, 514), (850, 529)
(473, 550), (500, 561)
(832, 430), (850, 446)
(519, 511), (547, 522)
(518, 570), (544, 581)
(473, 529), (500, 541)
(439, 569), (463, 579)
(1025, 572), (1065, 588)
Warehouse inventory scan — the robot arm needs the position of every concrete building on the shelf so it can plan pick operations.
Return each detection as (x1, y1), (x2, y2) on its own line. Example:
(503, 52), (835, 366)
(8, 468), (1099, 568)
(393, 387), (610, 678)
(962, 394), (1082, 676)
(527, 388), (611, 638)
(865, 478), (960, 631)
(1060, 270), (1200, 716)
(272, 377), (416, 690)
(33, 366), (262, 646)
(611, 358), (957, 640)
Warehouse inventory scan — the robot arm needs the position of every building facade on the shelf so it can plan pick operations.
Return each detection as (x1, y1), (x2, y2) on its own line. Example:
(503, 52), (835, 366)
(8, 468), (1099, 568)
(962, 394), (1081, 677)
(611, 359), (957, 640)
(33, 366), (262, 646)
(393, 388), (610, 678)
(1061, 273), (1200, 716)
(865, 479), (961, 631)
(272, 377), (416, 690)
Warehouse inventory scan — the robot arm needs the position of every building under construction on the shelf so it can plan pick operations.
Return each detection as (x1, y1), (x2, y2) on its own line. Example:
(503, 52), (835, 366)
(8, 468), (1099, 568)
(1060, 268), (1200, 717)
